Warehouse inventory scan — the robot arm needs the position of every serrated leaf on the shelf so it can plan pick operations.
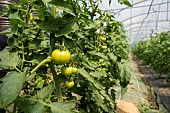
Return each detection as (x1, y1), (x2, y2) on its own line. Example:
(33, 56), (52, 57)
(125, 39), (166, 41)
(81, 62), (95, 70)
(29, 102), (45, 113)
(0, 72), (25, 108)
(108, 53), (117, 62)
(8, 9), (19, 19)
(39, 15), (78, 35)
(88, 51), (108, 60)
(32, 82), (54, 100)
(90, 71), (106, 78)
(51, 102), (76, 113)
(0, 49), (21, 70)
(118, 63), (131, 88)
(55, 17), (78, 36)
(78, 68), (102, 89)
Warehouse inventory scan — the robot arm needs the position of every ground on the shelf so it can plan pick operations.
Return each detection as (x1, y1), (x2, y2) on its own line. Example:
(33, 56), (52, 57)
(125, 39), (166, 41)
(115, 55), (170, 113)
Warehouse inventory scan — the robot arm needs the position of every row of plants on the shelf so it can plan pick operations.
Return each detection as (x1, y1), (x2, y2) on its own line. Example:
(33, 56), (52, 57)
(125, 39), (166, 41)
(132, 31), (170, 80)
(0, 0), (132, 112)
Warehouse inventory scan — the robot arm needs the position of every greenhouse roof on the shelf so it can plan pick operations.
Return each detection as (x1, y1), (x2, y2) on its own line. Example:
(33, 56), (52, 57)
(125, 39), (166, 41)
(99, 0), (170, 45)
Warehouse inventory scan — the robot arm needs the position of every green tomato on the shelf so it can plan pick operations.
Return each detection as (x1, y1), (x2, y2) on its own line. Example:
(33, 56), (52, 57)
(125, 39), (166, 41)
(65, 81), (74, 88)
(100, 36), (106, 41)
(72, 67), (78, 73)
(52, 49), (71, 65)
(61, 67), (73, 76)
(101, 45), (107, 49)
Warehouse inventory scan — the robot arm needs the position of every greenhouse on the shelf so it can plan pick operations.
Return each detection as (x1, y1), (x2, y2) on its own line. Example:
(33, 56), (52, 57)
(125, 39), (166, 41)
(0, 0), (170, 113)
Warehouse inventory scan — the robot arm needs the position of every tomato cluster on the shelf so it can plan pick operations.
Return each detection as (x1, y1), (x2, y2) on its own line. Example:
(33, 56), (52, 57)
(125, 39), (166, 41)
(51, 49), (77, 88)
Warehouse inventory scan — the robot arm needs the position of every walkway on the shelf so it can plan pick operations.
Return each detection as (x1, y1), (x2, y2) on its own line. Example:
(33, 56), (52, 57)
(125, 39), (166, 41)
(115, 55), (170, 113)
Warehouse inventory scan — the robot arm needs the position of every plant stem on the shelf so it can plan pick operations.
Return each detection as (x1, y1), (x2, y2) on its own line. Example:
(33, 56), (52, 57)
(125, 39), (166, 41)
(62, 38), (65, 47)
(52, 6), (57, 18)
(15, 67), (22, 73)
(50, 32), (56, 55)
(50, 6), (63, 102)
(49, 62), (63, 102)
(30, 58), (51, 74)
(90, 0), (95, 20)
(21, 42), (25, 71)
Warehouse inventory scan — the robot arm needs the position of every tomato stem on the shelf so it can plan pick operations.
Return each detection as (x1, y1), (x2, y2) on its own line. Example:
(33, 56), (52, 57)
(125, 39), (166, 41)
(21, 42), (25, 71)
(52, 6), (57, 18)
(49, 62), (63, 102)
(90, 0), (95, 20)
(30, 58), (51, 74)
(50, 32), (56, 55)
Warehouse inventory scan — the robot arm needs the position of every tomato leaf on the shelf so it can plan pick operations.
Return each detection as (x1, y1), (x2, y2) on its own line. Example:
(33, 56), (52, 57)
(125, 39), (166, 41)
(88, 51), (108, 60)
(0, 48), (22, 70)
(32, 82), (54, 100)
(49, 0), (76, 16)
(29, 102), (45, 113)
(108, 53), (117, 62)
(0, 72), (25, 108)
(0, 28), (12, 35)
(39, 15), (78, 35)
(90, 71), (107, 78)
(51, 102), (76, 113)
(118, 0), (132, 7)
(55, 16), (78, 37)
(118, 63), (131, 88)
(78, 68), (102, 89)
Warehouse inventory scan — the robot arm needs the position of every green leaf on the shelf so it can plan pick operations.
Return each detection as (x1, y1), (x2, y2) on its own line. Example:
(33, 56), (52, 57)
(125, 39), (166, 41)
(108, 53), (117, 62)
(118, 63), (131, 88)
(118, 0), (132, 7)
(51, 102), (76, 113)
(0, 28), (12, 35)
(55, 16), (78, 36)
(29, 102), (45, 113)
(35, 77), (45, 89)
(28, 39), (41, 49)
(0, 49), (22, 70)
(88, 51), (108, 60)
(49, 0), (76, 16)
(78, 68), (102, 89)
(8, 9), (19, 19)
(39, 15), (78, 35)
(81, 62), (95, 70)
(0, 72), (25, 108)
(90, 71), (106, 78)
(33, 82), (54, 100)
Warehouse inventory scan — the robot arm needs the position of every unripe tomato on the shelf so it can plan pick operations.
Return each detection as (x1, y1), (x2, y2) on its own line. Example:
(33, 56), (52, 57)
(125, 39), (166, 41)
(100, 36), (106, 41)
(52, 49), (71, 65)
(65, 81), (74, 88)
(72, 67), (78, 73)
(61, 67), (73, 76)
(101, 45), (107, 49)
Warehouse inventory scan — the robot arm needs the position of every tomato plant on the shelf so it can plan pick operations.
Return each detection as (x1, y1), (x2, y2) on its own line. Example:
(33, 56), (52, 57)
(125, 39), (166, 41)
(0, 0), (132, 112)
(132, 31), (170, 81)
